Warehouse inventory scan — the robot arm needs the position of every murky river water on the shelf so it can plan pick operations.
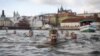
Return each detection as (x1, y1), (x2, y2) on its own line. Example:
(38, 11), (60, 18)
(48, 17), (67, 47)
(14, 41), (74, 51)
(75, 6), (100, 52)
(0, 30), (100, 56)
(0, 42), (100, 56)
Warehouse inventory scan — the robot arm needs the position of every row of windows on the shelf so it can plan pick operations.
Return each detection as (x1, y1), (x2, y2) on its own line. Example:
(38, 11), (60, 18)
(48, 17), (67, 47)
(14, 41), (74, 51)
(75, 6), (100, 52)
(62, 25), (80, 27)
(0, 21), (12, 26)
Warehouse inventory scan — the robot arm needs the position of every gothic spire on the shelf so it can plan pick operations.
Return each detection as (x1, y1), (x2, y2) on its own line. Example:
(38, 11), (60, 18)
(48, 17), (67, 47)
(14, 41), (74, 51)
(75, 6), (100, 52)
(60, 5), (63, 11)
(58, 8), (59, 13)
(13, 11), (16, 17)
(1, 10), (6, 18)
(13, 11), (20, 18)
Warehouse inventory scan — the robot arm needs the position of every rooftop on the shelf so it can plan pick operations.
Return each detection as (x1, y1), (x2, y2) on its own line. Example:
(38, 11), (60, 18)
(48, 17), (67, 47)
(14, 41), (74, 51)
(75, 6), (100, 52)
(62, 16), (100, 22)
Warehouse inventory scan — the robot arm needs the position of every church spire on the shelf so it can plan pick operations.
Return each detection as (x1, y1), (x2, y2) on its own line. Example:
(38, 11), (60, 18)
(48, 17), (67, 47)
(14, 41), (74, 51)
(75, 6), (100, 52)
(17, 11), (20, 17)
(60, 5), (63, 11)
(58, 8), (59, 13)
(13, 11), (16, 17)
(13, 11), (20, 18)
(1, 10), (6, 18)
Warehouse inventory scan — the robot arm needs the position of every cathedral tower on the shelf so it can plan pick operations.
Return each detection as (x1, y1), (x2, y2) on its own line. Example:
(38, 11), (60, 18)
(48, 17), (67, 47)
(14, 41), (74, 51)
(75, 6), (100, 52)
(1, 10), (6, 18)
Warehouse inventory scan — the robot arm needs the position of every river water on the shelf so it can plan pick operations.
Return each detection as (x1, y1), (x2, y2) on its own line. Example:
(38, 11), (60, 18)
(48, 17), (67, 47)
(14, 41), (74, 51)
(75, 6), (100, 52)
(0, 30), (100, 56)
(0, 42), (100, 56)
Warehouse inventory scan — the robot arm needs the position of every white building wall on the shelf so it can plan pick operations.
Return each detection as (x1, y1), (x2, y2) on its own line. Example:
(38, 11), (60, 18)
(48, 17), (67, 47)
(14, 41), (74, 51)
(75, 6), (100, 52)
(61, 22), (80, 27)
(32, 17), (43, 28)
(0, 20), (13, 26)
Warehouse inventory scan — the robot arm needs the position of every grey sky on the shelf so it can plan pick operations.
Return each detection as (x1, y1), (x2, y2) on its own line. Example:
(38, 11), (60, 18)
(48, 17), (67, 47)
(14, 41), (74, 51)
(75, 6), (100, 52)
(0, 0), (100, 17)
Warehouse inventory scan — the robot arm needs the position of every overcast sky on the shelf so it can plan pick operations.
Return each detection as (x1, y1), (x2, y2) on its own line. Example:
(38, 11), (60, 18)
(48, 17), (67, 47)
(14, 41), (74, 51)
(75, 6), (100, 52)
(0, 0), (100, 17)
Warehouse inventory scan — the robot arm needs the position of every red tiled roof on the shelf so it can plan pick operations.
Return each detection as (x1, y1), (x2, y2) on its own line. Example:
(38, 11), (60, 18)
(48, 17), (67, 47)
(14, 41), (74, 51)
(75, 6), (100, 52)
(62, 16), (100, 22)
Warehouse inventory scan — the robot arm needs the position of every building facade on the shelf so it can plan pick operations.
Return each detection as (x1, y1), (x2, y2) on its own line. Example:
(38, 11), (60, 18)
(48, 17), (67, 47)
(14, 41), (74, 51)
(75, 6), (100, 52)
(0, 10), (13, 29)
(61, 16), (100, 30)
